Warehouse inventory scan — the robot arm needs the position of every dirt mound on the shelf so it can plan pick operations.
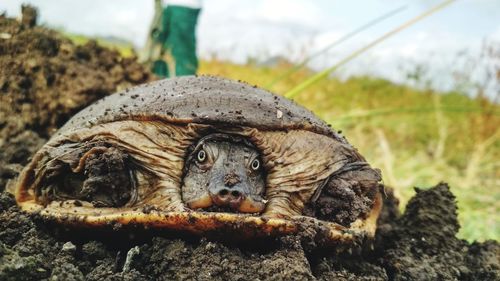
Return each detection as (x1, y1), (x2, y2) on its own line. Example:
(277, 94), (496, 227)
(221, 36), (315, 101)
(0, 15), (150, 140)
(0, 7), (498, 281)
(0, 7), (152, 192)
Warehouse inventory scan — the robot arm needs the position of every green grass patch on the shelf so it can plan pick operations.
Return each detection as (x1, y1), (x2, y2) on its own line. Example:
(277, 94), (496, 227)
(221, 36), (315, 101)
(62, 32), (135, 57)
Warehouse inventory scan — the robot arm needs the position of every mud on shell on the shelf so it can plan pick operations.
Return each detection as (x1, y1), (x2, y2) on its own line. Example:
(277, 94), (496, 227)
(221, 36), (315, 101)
(14, 75), (383, 243)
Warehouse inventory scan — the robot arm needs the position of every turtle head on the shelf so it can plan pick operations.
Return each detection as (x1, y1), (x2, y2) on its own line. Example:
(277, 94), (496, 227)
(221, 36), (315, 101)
(182, 134), (266, 213)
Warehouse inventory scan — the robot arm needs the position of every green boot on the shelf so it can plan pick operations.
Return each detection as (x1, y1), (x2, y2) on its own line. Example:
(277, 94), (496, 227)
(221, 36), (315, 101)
(152, 59), (169, 78)
(161, 5), (200, 76)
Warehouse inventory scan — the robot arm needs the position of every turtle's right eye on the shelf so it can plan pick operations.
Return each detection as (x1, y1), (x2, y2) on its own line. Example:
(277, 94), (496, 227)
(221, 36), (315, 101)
(197, 149), (206, 163)
(250, 159), (260, 171)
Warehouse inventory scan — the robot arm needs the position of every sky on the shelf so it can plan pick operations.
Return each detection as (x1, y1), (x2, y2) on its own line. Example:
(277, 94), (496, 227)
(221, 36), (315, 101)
(2, 0), (499, 96)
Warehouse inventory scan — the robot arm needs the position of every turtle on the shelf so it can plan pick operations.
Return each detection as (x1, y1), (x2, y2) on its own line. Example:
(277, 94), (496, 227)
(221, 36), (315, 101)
(14, 75), (383, 243)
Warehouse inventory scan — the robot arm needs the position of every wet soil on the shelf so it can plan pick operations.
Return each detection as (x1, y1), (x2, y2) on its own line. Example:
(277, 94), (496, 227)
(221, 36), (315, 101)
(0, 8), (498, 281)
(1, 182), (498, 280)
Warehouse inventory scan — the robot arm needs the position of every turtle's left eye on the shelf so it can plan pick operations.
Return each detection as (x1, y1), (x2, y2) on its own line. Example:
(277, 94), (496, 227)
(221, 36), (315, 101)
(251, 159), (260, 171)
(197, 149), (207, 163)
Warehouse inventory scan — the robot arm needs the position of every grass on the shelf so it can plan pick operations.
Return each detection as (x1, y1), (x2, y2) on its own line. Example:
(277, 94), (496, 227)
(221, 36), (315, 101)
(63, 34), (499, 242)
(198, 60), (499, 242)
(61, 32), (136, 57)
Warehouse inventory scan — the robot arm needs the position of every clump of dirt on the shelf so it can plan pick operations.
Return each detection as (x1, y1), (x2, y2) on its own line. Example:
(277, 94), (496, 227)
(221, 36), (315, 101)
(0, 7), (152, 193)
(0, 7), (498, 281)
(375, 185), (499, 280)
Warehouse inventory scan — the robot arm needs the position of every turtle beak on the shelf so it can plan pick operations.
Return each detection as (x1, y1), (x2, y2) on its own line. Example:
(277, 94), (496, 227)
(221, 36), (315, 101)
(185, 194), (212, 209)
(238, 195), (266, 213)
(208, 172), (266, 213)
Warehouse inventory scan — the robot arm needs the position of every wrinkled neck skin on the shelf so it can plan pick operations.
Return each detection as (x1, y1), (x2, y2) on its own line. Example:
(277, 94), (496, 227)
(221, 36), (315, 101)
(181, 136), (266, 214)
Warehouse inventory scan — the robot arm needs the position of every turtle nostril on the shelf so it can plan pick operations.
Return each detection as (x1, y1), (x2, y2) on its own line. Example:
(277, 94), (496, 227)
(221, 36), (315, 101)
(219, 189), (229, 196)
(231, 190), (240, 198)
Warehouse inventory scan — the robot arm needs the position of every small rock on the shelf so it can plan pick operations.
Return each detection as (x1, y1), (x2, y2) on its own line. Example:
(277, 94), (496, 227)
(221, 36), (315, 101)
(122, 246), (140, 272)
(0, 33), (12, 39)
(61, 242), (76, 252)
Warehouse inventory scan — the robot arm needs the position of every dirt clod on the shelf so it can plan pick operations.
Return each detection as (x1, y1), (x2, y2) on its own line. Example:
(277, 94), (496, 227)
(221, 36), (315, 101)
(378, 184), (499, 281)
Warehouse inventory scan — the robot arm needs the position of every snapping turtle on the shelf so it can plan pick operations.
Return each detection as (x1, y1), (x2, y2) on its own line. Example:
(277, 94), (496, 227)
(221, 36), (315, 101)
(15, 76), (382, 243)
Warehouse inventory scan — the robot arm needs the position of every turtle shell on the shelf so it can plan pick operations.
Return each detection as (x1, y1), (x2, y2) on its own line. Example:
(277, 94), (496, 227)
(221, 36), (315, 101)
(15, 76), (382, 244)
(57, 75), (340, 138)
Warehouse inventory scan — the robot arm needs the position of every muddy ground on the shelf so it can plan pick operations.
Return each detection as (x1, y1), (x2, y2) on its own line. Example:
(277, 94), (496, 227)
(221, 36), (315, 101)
(0, 8), (499, 281)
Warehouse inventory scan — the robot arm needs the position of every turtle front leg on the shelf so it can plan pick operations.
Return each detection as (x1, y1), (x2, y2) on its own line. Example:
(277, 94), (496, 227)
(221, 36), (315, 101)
(146, 179), (186, 212)
(303, 162), (382, 226)
(263, 193), (304, 218)
(30, 143), (137, 208)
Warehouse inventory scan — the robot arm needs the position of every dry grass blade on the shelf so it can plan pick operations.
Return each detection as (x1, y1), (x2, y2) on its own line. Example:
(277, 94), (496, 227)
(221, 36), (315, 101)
(265, 5), (407, 90)
(285, 0), (457, 99)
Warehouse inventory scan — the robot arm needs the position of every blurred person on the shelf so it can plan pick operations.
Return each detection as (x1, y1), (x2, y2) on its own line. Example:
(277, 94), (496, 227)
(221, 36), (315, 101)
(143, 0), (202, 77)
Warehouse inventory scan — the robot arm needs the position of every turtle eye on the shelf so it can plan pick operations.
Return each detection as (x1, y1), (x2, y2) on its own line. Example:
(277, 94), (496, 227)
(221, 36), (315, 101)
(197, 149), (207, 163)
(251, 159), (260, 171)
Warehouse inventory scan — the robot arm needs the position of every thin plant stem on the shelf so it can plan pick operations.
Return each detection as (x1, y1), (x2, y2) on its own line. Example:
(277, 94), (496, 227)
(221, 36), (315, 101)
(285, 0), (457, 99)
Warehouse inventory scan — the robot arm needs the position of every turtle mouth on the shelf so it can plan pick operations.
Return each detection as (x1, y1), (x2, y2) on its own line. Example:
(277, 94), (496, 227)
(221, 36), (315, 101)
(185, 192), (266, 214)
